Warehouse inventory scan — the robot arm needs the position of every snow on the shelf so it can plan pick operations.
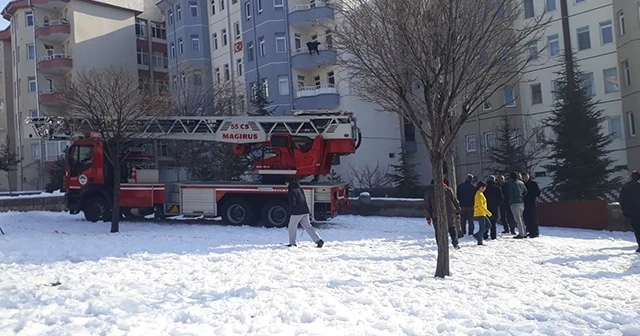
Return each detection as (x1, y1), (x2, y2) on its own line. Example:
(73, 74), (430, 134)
(0, 190), (64, 200)
(1, 211), (639, 335)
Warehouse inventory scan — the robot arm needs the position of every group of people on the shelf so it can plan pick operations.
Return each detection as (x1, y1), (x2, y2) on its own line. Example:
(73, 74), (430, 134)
(424, 172), (540, 248)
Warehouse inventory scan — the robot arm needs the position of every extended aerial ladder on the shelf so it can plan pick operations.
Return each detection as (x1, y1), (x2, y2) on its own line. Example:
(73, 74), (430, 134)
(26, 110), (362, 178)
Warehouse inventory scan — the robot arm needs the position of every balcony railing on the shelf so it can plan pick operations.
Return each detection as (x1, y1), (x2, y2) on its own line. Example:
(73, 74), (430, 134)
(39, 54), (72, 62)
(290, 1), (332, 13)
(293, 43), (334, 55)
(36, 19), (69, 28)
(296, 83), (337, 97)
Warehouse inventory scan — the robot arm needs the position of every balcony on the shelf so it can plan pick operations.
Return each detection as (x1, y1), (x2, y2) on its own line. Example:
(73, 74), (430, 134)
(294, 84), (339, 109)
(291, 45), (337, 70)
(39, 89), (64, 106)
(31, 0), (71, 10)
(38, 54), (72, 74)
(289, 2), (335, 28)
(35, 20), (70, 42)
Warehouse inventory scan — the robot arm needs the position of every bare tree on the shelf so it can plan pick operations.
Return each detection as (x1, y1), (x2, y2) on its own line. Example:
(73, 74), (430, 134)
(0, 136), (21, 194)
(50, 65), (172, 233)
(348, 162), (392, 189)
(329, 0), (549, 277)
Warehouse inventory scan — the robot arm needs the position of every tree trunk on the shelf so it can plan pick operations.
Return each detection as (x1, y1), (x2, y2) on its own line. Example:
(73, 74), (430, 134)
(432, 155), (450, 278)
(110, 146), (121, 233)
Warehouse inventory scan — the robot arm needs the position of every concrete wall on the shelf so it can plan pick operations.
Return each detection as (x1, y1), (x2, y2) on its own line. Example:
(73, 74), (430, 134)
(0, 194), (66, 212)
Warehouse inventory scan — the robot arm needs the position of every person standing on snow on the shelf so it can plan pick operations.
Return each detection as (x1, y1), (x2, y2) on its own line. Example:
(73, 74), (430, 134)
(484, 176), (504, 240)
(619, 171), (640, 253)
(285, 179), (324, 248)
(498, 175), (516, 234)
(457, 174), (476, 237)
(507, 172), (528, 239)
(424, 179), (461, 250)
(473, 181), (492, 246)
(522, 172), (541, 238)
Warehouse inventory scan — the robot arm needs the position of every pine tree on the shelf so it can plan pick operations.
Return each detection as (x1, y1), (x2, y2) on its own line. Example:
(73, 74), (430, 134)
(0, 137), (21, 194)
(544, 52), (621, 201)
(249, 75), (275, 116)
(387, 147), (422, 197)
(487, 115), (547, 176)
(45, 155), (67, 193)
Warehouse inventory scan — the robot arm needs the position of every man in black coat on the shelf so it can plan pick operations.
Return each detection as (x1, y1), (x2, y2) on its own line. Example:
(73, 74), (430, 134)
(456, 174), (476, 236)
(285, 179), (324, 248)
(619, 171), (640, 253)
(484, 176), (504, 240)
(498, 175), (516, 234)
(522, 172), (541, 238)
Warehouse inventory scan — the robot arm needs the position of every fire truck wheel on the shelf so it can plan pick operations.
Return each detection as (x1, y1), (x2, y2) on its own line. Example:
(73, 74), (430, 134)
(84, 196), (109, 223)
(262, 200), (289, 228)
(221, 198), (254, 226)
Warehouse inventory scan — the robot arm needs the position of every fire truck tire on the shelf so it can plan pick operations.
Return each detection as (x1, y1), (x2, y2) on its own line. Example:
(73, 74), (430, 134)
(262, 200), (289, 228)
(220, 198), (254, 226)
(84, 196), (110, 222)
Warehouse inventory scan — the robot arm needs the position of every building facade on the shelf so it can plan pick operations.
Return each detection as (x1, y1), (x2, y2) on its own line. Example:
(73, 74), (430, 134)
(0, 0), (166, 192)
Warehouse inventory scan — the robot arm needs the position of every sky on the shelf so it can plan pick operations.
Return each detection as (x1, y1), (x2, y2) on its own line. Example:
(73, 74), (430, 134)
(0, 0), (10, 30)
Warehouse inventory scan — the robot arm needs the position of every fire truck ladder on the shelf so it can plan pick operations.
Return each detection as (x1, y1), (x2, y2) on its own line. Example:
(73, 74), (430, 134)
(26, 110), (361, 145)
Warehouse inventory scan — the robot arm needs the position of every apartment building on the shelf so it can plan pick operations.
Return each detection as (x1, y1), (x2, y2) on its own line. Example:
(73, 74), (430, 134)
(454, 0), (629, 190)
(612, 0), (640, 171)
(154, 0), (407, 187)
(0, 0), (167, 192)
(0, 27), (17, 192)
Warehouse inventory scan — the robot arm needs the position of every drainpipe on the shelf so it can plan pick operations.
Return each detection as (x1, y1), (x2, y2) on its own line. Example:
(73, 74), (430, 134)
(283, 0), (294, 113)
(29, 0), (45, 190)
(225, 0), (236, 115)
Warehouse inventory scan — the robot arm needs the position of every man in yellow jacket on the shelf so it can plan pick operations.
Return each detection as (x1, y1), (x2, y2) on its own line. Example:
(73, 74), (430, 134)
(473, 181), (492, 246)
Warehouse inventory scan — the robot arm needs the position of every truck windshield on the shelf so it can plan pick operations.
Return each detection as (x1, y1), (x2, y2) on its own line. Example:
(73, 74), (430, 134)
(69, 145), (94, 177)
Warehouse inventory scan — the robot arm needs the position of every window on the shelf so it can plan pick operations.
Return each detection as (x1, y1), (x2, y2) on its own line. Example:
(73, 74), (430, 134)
(577, 26), (591, 51)
(531, 83), (542, 105)
(259, 37), (265, 57)
(176, 5), (182, 20)
(261, 78), (269, 97)
(32, 144), (41, 160)
(152, 51), (168, 69)
(275, 34), (286, 53)
(609, 116), (622, 139)
(575, 0), (585, 3)
(193, 70), (202, 85)
(171, 75), (177, 91)
(552, 80), (562, 100)
(546, 0), (556, 12)
(297, 75), (305, 88)
(27, 44), (35, 60)
(222, 29), (228, 46)
(220, 0), (225, 10)
(278, 75), (289, 95)
(484, 132), (495, 153)
(581, 72), (594, 96)
(28, 76), (37, 93)
(504, 87), (516, 107)
(603, 68), (619, 93)
(212, 33), (218, 50)
(600, 20), (613, 45)
(234, 22), (241, 40)
(232, 0), (237, 4)
(618, 11), (625, 36)
(245, 2), (251, 20)
(190, 3), (198, 16)
(25, 12), (34, 26)
(274, 0), (283, 8)
(168, 9), (173, 25)
(628, 112), (636, 137)
(294, 33), (301, 52)
(178, 38), (184, 54)
(548, 34), (560, 57)
(482, 96), (492, 110)
(151, 22), (166, 39)
(248, 42), (254, 61)
(236, 58), (243, 75)
(137, 48), (149, 65)
(170, 42), (175, 58)
(622, 60), (631, 86)
(523, 0), (534, 19)
(527, 42), (538, 60)
(211, 0), (216, 15)
(224, 63), (230, 80)
(465, 135), (477, 154)
(135, 19), (148, 38)
(327, 71), (335, 85)
(257, 0), (263, 12)
(191, 35), (200, 51)
(29, 109), (39, 118)
(215, 67), (221, 83)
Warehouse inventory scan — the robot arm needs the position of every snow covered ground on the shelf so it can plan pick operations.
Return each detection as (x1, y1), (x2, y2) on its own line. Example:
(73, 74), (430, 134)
(0, 211), (639, 336)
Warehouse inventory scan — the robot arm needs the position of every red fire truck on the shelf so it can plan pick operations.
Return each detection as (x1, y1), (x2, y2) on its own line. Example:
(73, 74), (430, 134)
(27, 110), (360, 227)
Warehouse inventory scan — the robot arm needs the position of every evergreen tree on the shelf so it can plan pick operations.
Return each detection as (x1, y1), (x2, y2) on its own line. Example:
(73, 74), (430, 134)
(45, 155), (67, 193)
(387, 147), (422, 197)
(487, 115), (547, 176)
(0, 137), (21, 194)
(249, 75), (275, 116)
(544, 52), (621, 201)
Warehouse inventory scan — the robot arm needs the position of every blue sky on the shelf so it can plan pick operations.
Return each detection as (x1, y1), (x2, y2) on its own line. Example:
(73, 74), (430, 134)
(0, 0), (11, 30)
